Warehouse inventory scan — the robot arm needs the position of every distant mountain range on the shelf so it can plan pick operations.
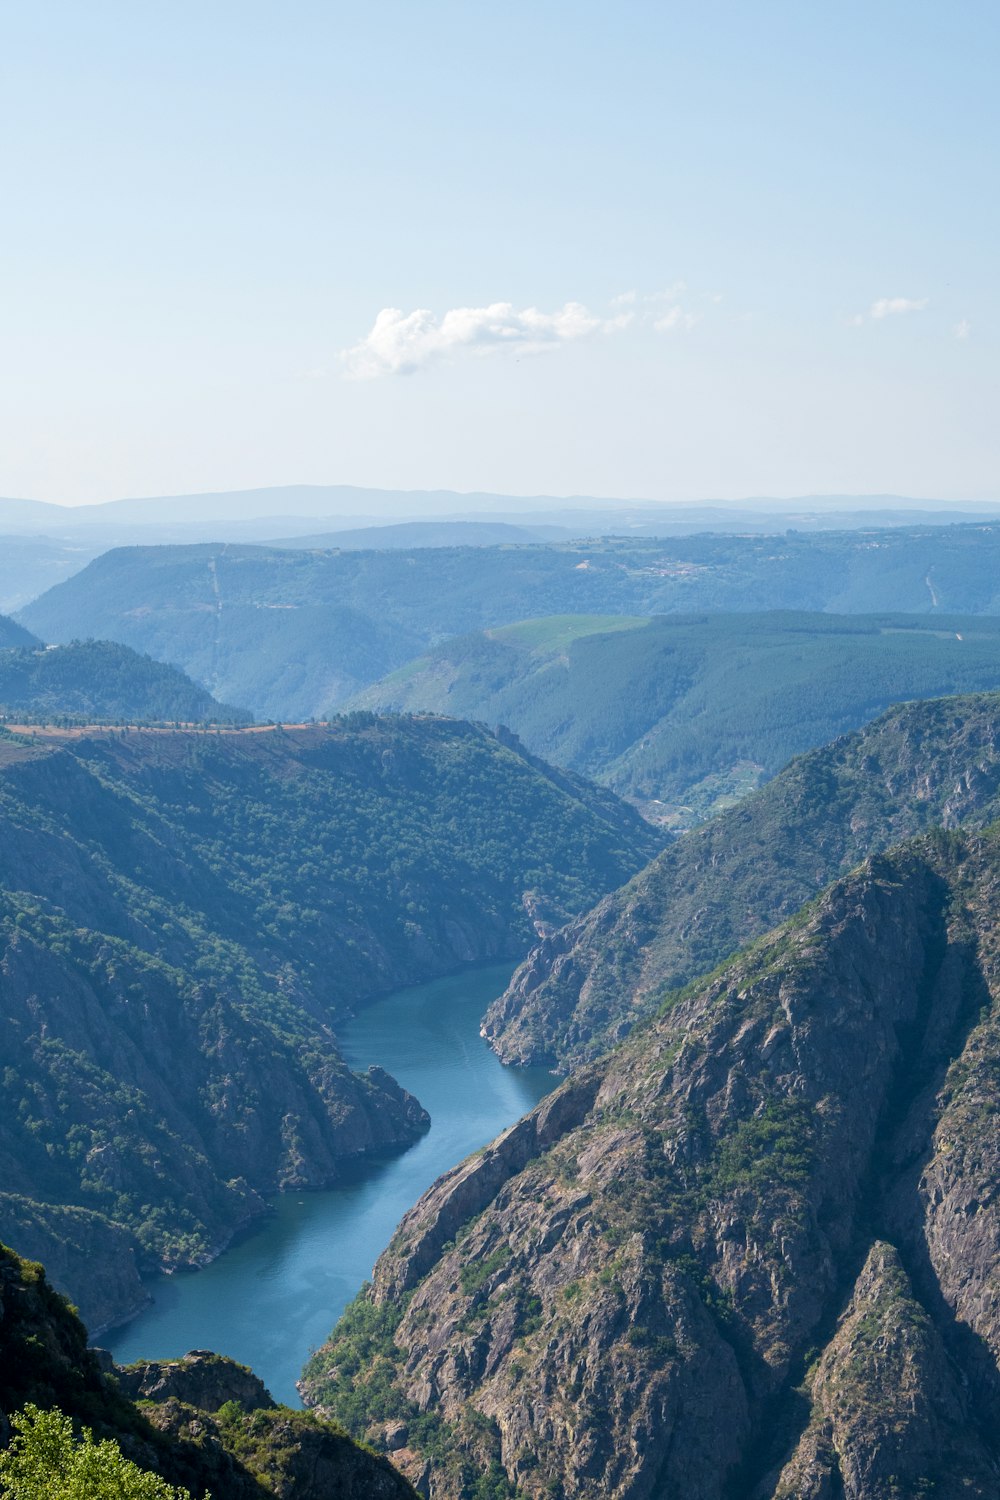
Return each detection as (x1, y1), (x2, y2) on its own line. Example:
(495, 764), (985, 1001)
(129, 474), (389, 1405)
(3, 486), (1000, 615)
(4, 482), (1000, 528)
(19, 527), (1000, 722)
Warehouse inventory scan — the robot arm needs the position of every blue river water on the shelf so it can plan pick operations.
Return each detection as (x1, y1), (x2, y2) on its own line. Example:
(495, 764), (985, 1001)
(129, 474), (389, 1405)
(106, 962), (554, 1405)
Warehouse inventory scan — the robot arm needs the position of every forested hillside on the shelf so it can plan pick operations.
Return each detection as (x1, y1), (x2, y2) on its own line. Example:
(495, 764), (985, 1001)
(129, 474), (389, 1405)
(485, 692), (1000, 1068)
(0, 716), (656, 1330)
(356, 611), (1000, 817)
(305, 828), (1000, 1499)
(0, 638), (249, 723)
(20, 524), (1000, 719)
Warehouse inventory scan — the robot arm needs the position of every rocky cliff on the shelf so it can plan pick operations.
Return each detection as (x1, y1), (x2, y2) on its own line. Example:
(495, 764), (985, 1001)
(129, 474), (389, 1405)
(0, 1240), (415, 1497)
(303, 827), (1000, 1498)
(484, 691), (1000, 1069)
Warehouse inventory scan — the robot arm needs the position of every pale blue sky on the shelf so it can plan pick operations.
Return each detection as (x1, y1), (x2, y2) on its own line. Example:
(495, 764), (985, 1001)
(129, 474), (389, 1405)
(2, 1), (997, 504)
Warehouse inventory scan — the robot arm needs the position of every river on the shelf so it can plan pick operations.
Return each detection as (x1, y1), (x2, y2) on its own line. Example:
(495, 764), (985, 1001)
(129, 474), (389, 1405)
(106, 962), (555, 1405)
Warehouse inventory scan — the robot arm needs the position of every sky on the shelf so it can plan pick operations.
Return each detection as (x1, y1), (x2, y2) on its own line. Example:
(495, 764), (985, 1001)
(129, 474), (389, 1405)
(2, 0), (998, 506)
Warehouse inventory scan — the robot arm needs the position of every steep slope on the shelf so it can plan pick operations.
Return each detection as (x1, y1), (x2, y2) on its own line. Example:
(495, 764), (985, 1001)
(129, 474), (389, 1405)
(485, 691), (1000, 1068)
(0, 716), (657, 1329)
(0, 613), (39, 649)
(20, 525), (1000, 719)
(0, 1240), (415, 1497)
(355, 612), (1000, 817)
(0, 639), (249, 723)
(303, 830), (1000, 1498)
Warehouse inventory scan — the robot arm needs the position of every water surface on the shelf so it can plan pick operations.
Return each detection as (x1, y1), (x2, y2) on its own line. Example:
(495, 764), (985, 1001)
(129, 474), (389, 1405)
(107, 962), (554, 1404)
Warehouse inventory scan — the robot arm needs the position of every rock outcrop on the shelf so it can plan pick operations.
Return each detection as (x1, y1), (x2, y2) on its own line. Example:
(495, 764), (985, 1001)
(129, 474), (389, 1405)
(304, 828), (1000, 1498)
(0, 1239), (415, 1498)
(116, 1349), (274, 1413)
(768, 1243), (998, 1499)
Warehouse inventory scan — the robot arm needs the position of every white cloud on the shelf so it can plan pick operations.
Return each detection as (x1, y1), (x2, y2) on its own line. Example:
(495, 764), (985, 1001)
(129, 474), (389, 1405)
(610, 290), (637, 307)
(870, 295), (929, 319)
(954, 318), (971, 339)
(342, 300), (623, 379)
(646, 282), (688, 303)
(653, 305), (700, 333)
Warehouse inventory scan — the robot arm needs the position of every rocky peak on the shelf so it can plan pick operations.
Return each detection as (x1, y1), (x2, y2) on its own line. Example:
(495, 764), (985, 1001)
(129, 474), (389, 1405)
(116, 1349), (274, 1413)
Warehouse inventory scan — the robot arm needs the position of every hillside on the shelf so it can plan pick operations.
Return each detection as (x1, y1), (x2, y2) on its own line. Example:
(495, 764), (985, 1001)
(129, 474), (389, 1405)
(485, 691), (1000, 1069)
(268, 521), (567, 549)
(0, 1241), (414, 1497)
(355, 611), (1000, 818)
(20, 524), (1000, 719)
(0, 612), (39, 649)
(303, 828), (1000, 1499)
(0, 716), (657, 1330)
(0, 638), (249, 723)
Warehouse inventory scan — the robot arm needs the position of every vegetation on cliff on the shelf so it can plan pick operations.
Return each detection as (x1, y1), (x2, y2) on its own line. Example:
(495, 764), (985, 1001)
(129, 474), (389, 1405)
(0, 1241), (414, 1498)
(304, 828), (1000, 1498)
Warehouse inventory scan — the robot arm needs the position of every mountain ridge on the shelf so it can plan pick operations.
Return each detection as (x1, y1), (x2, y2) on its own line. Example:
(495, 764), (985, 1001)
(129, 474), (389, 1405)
(353, 611), (1000, 817)
(484, 690), (1000, 1069)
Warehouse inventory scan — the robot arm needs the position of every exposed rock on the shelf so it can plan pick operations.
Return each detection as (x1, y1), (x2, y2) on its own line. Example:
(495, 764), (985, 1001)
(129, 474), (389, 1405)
(116, 1349), (273, 1412)
(304, 829), (1000, 1498)
(768, 1243), (998, 1499)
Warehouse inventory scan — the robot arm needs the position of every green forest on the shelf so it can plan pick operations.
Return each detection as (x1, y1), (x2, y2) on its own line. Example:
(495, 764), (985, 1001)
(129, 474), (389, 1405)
(0, 637), (248, 724)
(357, 610), (1000, 819)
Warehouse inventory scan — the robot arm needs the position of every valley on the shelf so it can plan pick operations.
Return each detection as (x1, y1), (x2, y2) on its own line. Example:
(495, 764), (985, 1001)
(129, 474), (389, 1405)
(8, 522), (1000, 1498)
(6, 8), (994, 1493)
(107, 964), (554, 1406)
(0, 715), (653, 1334)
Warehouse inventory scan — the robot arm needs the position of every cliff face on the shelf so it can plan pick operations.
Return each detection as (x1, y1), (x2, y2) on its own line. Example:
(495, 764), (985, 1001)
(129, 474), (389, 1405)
(0, 716), (653, 1329)
(769, 1243), (998, 1500)
(484, 692), (1000, 1069)
(303, 829), (1000, 1498)
(0, 1240), (414, 1498)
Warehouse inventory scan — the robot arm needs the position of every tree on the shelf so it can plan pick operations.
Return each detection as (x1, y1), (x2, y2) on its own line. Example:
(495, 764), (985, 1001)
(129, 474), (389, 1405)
(0, 1405), (197, 1500)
